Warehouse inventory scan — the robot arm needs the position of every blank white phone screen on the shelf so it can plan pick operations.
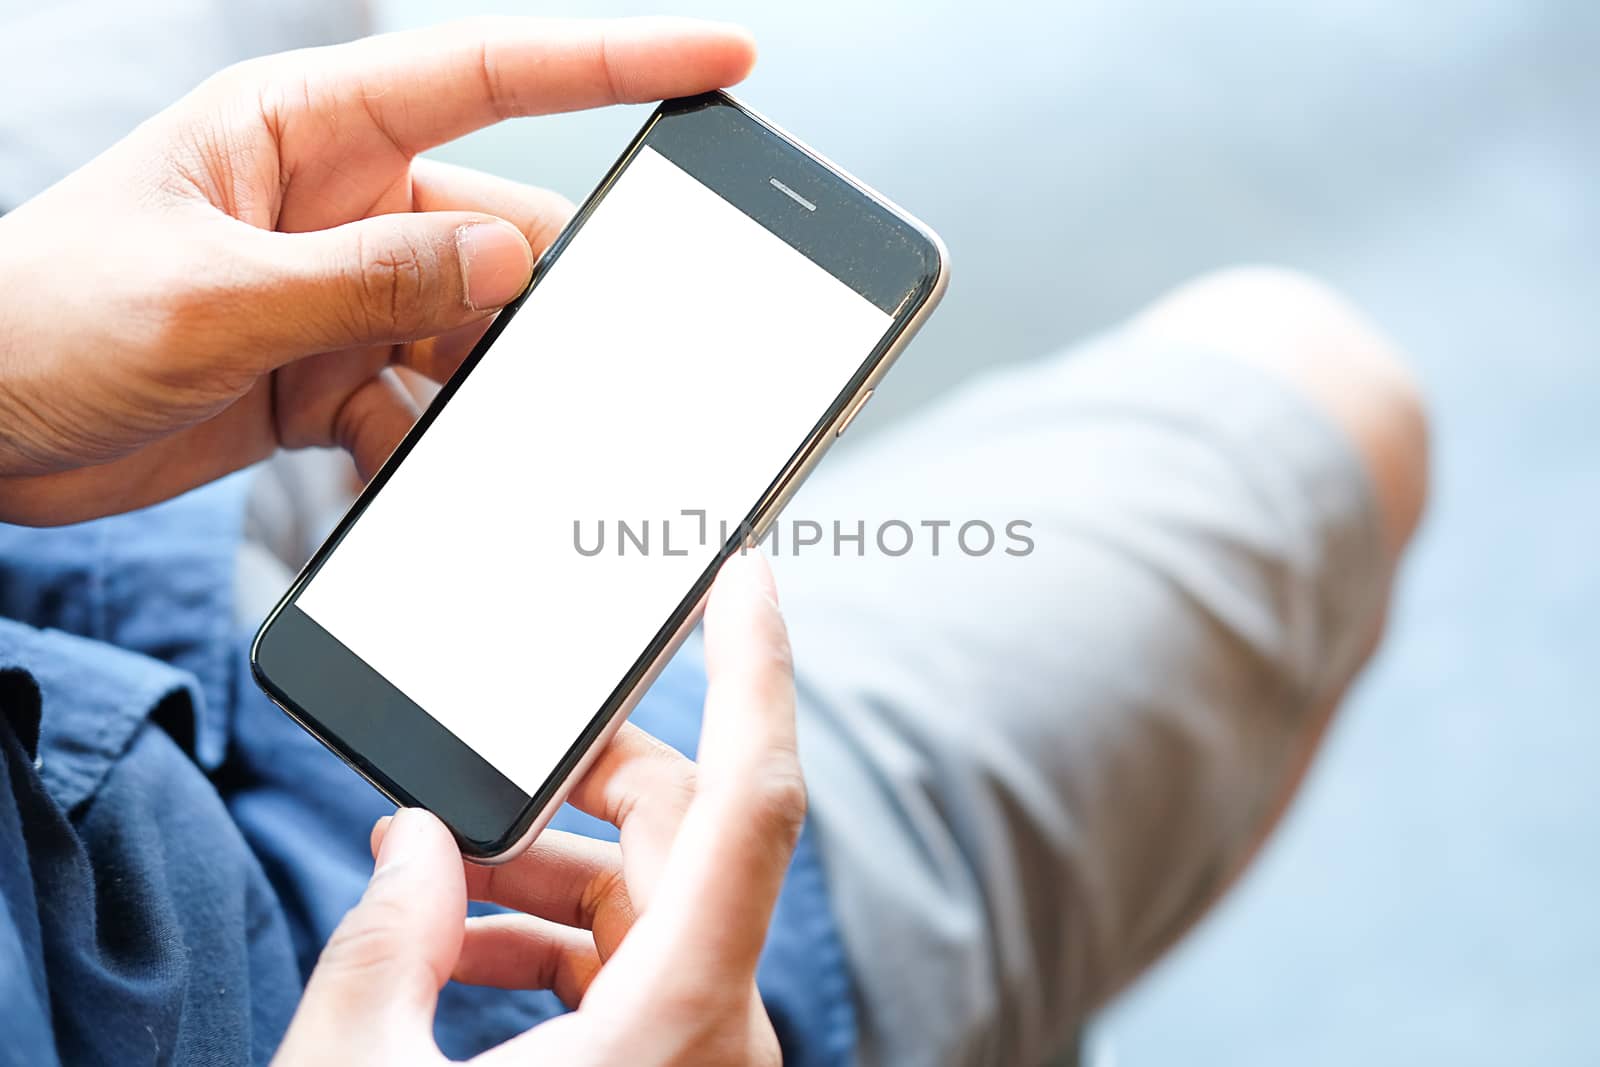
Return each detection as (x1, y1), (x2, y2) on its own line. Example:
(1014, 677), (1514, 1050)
(296, 146), (892, 795)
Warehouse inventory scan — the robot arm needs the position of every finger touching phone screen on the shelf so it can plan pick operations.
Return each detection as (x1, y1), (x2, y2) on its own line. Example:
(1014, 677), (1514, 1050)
(253, 93), (947, 858)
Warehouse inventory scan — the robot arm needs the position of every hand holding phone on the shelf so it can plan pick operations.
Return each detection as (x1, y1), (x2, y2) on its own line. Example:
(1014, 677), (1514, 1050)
(0, 18), (760, 525)
(254, 91), (947, 859)
(275, 551), (802, 1067)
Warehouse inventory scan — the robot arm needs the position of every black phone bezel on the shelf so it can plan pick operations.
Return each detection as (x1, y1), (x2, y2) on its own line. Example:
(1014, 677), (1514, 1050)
(250, 91), (945, 858)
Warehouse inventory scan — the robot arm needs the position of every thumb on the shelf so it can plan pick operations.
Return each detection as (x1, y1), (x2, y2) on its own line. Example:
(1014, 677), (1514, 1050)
(275, 809), (465, 1064)
(248, 211), (533, 360)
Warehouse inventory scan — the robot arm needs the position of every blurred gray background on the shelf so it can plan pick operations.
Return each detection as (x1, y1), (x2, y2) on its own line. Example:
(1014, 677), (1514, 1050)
(374, 1), (1600, 1062)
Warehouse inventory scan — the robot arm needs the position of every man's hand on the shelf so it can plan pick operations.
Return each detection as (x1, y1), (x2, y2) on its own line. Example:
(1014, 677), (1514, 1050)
(0, 17), (755, 524)
(273, 551), (803, 1066)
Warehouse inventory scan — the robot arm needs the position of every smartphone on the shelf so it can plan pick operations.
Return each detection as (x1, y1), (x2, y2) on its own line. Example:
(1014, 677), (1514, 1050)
(250, 91), (948, 861)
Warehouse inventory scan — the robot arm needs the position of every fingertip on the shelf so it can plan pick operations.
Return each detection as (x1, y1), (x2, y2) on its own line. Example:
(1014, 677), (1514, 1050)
(339, 368), (422, 483)
(704, 548), (792, 697)
(709, 21), (758, 84)
(609, 16), (759, 98)
(314, 807), (467, 1016)
(376, 807), (455, 872)
(457, 217), (534, 312)
(714, 545), (780, 612)
(369, 814), (393, 861)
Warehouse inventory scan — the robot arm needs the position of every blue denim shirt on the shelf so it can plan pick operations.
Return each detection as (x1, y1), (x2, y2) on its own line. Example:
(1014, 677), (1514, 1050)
(0, 476), (855, 1065)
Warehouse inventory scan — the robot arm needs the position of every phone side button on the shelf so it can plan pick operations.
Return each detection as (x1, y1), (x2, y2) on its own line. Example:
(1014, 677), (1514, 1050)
(835, 388), (874, 437)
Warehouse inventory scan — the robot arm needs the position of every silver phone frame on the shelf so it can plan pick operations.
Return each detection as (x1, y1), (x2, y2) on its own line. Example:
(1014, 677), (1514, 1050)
(254, 91), (949, 864)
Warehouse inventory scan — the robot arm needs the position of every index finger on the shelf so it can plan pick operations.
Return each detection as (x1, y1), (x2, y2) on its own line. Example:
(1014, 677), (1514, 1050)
(295, 16), (757, 156)
(634, 549), (805, 981)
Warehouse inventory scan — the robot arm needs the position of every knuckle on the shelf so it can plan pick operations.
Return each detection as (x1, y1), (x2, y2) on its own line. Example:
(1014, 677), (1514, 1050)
(331, 388), (372, 458)
(192, 55), (302, 124)
(330, 373), (404, 465)
(578, 864), (630, 926)
(472, 36), (515, 122)
(660, 763), (700, 828)
(619, 756), (698, 831)
(616, 735), (699, 820)
(350, 228), (432, 339)
(667, 756), (701, 812)
(750, 761), (808, 842)
(195, 55), (270, 99)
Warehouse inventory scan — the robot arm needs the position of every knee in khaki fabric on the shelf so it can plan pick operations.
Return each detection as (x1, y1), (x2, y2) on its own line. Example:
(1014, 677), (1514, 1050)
(776, 270), (1428, 1065)
(1132, 265), (1429, 559)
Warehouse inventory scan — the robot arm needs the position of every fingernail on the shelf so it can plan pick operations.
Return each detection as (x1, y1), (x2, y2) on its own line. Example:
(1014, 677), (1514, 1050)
(372, 814), (393, 855)
(457, 221), (532, 311)
(375, 808), (425, 872)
